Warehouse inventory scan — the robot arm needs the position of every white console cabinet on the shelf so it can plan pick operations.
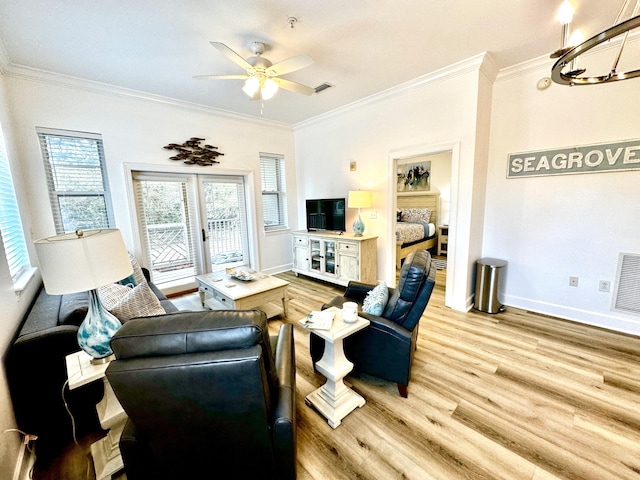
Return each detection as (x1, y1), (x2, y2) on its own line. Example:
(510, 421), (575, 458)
(292, 231), (377, 287)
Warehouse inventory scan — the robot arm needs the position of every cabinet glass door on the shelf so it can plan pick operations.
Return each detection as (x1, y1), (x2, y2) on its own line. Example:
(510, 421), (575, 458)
(325, 240), (336, 275)
(310, 239), (322, 273)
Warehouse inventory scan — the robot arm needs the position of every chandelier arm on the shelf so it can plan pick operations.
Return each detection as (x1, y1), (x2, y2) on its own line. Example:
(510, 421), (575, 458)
(551, 14), (640, 85)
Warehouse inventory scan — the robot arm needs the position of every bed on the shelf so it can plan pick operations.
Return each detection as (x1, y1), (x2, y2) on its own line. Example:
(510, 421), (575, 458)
(395, 192), (439, 269)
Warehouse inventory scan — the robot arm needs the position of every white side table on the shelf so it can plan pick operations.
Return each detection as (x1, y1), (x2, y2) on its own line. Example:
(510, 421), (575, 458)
(300, 307), (370, 428)
(65, 351), (127, 480)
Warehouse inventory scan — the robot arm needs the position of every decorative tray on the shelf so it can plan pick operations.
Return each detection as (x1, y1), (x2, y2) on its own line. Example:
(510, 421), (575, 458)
(225, 268), (256, 281)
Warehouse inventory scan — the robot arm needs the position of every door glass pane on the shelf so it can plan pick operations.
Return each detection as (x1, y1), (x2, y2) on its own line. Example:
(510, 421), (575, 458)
(202, 180), (249, 269)
(310, 239), (321, 272)
(325, 240), (336, 275)
(137, 179), (196, 283)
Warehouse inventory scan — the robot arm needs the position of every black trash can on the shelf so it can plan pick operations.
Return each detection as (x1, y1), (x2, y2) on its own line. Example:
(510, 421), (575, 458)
(474, 258), (507, 313)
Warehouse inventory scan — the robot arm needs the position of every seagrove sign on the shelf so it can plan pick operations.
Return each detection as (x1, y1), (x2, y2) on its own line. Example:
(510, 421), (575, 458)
(507, 139), (640, 178)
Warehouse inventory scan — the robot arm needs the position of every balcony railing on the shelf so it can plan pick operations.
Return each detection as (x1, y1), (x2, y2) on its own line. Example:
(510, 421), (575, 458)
(147, 219), (244, 284)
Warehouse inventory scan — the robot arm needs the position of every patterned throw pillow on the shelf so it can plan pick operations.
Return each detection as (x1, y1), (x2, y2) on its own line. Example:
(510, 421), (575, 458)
(362, 282), (389, 315)
(401, 208), (432, 224)
(98, 282), (165, 323)
(128, 252), (147, 285)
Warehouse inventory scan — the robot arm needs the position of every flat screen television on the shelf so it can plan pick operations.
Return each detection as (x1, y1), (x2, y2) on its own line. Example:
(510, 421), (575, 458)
(306, 198), (346, 233)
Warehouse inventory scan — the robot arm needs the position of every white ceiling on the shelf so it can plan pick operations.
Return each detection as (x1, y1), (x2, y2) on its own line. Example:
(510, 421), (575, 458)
(0, 0), (619, 125)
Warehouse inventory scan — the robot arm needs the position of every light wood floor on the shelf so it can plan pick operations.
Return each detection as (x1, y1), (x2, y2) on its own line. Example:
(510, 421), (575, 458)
(36, 268), (640, 479)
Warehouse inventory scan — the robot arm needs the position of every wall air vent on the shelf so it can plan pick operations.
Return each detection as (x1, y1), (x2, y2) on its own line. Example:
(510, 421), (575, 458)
(314, 83), (335, 94)
(612, 253), (640, 315)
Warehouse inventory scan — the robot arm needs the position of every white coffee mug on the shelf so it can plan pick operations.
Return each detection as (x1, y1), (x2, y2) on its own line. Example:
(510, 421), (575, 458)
(342, 302), (358, 323)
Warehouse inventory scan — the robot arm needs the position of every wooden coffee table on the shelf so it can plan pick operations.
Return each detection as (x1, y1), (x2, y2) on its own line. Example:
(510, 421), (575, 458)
(196, 272), (289, 319)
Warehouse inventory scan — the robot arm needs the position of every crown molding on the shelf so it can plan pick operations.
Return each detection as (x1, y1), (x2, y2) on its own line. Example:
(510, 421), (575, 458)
(0, 62), (293, 131)
(294, 52), (491, 130)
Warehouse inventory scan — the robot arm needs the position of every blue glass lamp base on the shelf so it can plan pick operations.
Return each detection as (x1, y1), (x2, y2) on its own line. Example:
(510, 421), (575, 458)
(77, 289), (122, 362)
(353, 211), (365, 237)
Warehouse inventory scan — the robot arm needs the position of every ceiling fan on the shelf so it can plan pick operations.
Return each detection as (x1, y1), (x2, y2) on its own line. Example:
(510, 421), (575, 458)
(194, 41), (315, 101)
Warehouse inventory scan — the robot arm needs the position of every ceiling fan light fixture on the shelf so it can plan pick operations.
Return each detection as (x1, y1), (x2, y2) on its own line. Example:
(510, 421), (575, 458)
(262, 77), (279, 100)
(242, 76), (260, 97)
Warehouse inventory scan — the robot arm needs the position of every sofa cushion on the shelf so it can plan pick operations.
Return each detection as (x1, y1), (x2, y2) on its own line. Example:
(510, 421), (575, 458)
(58, 292), (90, 326)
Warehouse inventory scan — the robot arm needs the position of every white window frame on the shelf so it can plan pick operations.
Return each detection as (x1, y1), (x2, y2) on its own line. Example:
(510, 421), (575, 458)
(37, 127), (115, 234)
(0, 122), (33, 291)
(260, 154), (288, 232)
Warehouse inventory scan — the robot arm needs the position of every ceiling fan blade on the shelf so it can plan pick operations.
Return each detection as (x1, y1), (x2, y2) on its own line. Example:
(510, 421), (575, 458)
(266, 54), (314, 76)
(273, 78), (316, 96)
(193, 74), (249, 80)
(210, 42), (253, 71)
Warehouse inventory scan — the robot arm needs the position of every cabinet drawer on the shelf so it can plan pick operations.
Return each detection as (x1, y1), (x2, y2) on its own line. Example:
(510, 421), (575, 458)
(212, 289), (233, 306)
(338, 241), (358, 254)
(293, 236), (308, 246)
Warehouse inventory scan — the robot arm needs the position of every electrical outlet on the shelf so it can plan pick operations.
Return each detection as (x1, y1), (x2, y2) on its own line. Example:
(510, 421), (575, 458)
(569, 276), (579, 287)
(369, 211), (377, 219)
(598, 280), (611, 292)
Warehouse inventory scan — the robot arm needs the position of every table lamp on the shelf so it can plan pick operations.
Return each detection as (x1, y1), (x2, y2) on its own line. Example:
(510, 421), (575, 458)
(34, 229), (133, 364)
(348, 190), (371, 236)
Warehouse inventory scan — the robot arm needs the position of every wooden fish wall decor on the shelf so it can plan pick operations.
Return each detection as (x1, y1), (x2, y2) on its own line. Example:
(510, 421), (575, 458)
(163, 137), (224, 166)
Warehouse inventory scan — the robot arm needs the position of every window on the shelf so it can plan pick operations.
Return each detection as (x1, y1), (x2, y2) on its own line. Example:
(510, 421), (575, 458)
(37, 127), (115, 234)
(260, 154), (287, 231)
(0, 122), (31, 285)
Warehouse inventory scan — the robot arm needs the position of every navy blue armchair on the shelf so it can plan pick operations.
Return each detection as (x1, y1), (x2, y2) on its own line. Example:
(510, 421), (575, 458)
(310, 249), (435, 397)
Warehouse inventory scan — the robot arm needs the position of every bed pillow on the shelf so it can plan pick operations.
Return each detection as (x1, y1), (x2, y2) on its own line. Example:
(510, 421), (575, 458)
(362, 282), (389, 316)
(401, 208), (431, 224)
(98, 282), (165, 323)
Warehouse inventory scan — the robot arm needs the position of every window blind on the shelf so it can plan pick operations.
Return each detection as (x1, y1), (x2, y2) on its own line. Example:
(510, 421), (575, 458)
(37, 127), (115, 234)
(260, 154), (287, 230)
(0, 125), (30, 282)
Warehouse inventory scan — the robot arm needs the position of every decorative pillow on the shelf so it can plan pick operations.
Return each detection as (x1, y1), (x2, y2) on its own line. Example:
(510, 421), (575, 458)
(396, 210), (403, 222)
(362, 282), (389, 316)
(128, 252), (147, 286)
(401, 208), (432, 224)
(98, 282), (165, 323)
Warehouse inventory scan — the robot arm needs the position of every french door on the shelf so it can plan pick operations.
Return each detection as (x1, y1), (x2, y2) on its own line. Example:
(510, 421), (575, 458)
(132, 171), (250, 284)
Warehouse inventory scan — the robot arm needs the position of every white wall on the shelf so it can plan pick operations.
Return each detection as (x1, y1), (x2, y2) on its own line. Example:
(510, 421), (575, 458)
(294, 54), (495, 310)
(3, 74), (298, 276)
(0, 74), (41, 480)
(486, 59), (640, 334)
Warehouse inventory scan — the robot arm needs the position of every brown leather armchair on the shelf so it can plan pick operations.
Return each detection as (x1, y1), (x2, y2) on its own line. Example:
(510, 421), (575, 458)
(310, 250), (435, 397)
(106, 310), (296, 480)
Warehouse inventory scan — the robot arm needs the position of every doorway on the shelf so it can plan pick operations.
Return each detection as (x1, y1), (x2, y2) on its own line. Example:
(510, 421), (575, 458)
(132, 171), (250, 285)
(388, 142), (458, 308)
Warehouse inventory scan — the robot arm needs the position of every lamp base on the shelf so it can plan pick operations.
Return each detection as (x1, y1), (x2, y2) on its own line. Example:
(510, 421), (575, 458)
(77, 290), (122, 362)
(90, 353), (115, 365)
(353, 210), (365, 237)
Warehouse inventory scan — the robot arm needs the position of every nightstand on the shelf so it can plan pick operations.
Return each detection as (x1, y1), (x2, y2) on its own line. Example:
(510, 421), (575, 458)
(437, 225), (449, 256)
(66, 351), (126, 480)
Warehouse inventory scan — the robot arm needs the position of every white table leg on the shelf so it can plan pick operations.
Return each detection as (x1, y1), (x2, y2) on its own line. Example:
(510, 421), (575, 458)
(306, 336), (365, 428)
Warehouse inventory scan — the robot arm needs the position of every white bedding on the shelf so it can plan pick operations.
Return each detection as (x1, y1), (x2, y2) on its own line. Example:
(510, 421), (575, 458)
(396, 222), (435, 244)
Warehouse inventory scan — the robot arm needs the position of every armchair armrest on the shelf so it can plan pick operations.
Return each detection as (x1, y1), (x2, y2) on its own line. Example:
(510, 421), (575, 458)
(344, 281), (376, 301)
(272, 323), (296, 480)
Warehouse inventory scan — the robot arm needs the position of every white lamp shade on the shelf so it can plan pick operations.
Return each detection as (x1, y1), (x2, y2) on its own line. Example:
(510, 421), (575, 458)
(348, 191), (371, 209)
(34, 229), (133, 295)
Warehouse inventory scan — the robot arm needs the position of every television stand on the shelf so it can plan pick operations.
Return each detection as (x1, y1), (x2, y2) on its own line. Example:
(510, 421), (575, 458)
(292, 230), (377, 287)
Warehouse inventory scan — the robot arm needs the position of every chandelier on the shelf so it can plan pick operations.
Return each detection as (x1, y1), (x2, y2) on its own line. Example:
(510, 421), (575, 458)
(550, 0), (640, 85)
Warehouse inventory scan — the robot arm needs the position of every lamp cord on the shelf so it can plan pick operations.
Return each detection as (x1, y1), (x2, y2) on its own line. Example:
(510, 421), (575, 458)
(61, 379), (79, 446)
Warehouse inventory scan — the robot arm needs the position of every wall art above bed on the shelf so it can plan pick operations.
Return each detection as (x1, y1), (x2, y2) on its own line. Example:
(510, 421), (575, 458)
(507, 138), (640, 179)
(397, 160), (431, 191)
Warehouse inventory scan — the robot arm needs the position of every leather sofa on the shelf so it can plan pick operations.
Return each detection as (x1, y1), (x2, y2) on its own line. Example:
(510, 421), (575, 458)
(106, 310), (297, 480)
(5, 268), (177, 462)
(310, 249), (435, 397)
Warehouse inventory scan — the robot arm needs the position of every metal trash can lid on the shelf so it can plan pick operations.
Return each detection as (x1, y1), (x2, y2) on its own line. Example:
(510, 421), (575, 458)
(477, 258), (507, 267)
